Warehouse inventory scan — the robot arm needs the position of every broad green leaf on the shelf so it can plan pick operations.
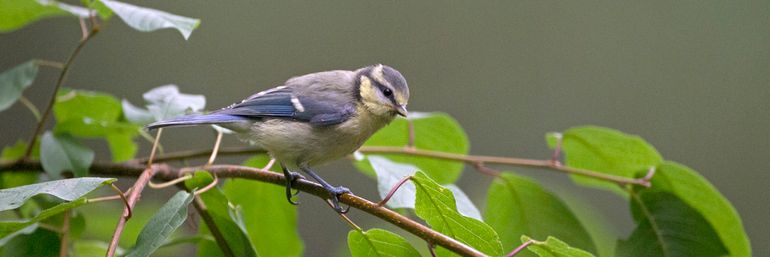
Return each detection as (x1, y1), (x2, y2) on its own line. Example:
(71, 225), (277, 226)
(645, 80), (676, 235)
(355, 112), (468, 184)
(99, 0), (200, 40)
(74, 240), (123, 257)
(38, 0), (90, 17)
(644, 162), (749, 257)
(484, 172), (595, 256)
(1, 140), (39, 188)
(549, 126), (662, 192)
(106, 133), (138, 162)
(0, 177), (113, 212)
(347, 228), (420, 257)
(124, 85), (206, 123)
(221, 155), (303, 257)
(185, 171), (258, 257)
(368, 156), (481, 219)
(0, 61), (38, 111)
(0, 0), (66, 32)
(521, 236), (596, 257)
(126, 191), (194, 257)
(54, 89), (122, 124)
(0, 198), (86, 239)
(53, 90), (140, 161)
(616, 191), (727, 257)
(40, 132), (94, 177)
(0, 227), (59, 257)
(412, 172), (502, 256)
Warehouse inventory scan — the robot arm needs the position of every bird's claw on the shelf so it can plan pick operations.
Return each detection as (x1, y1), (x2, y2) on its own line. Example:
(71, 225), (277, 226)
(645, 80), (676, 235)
(283, 171), (303, 205)
(326, 186), (351, 213)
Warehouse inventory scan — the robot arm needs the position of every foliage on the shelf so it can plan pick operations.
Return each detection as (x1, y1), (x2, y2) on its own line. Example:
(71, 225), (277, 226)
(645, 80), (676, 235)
(0, 2), (750, 257)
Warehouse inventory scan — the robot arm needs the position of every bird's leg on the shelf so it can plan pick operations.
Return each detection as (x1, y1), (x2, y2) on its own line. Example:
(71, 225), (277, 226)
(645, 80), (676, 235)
(280, 163), (302, 205)
(300, 166), (351, 213)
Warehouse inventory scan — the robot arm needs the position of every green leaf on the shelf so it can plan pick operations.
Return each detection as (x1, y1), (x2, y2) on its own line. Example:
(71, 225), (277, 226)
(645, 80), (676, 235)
(551, 126), (662, 192)
(0, 177), (114, 212)
(347, 229), (420, 257)
(521, 236), (596, 257)
(0, 1), (66, 32)
(411, 171), (502, 256)
(99, 0), (200, 40)
(616, 191), (727, 257)
(367, 156), (481, 219)
(484, 172), (596, 256)
(220, 155), (303, 257)
(355, 112), (469, 184)
(1, 140), (39, 189)
(54, 89), (122, 125)
(644, 162), (750, 257)
(126, 191), (194, 257)
(74, 240), (123, 257)
(123, 85), (206, 123)
(40, 132), (94, 178)
(106, 133), (138, 162)
(0, 61), (38, 111)
(83, 0), (113, 20)
(53, 90), (140, 161)
(0, 227), (59, 257)
(186, 171), (258, 257)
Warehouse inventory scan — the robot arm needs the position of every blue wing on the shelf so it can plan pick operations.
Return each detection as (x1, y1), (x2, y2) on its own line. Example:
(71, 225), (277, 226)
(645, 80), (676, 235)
(146, 86), (355, 130)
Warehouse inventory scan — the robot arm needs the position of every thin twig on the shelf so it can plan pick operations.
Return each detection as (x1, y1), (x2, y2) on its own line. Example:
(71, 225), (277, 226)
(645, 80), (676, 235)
(143, 146), (651, 187)
(34, 59), (64, 69)
(193, 174), (219, 196)
(59, 210), (70, 257)
(18, 96), (41, 122)
(428, 242), (437, 257)
(505, 239), (535, 257)
(407, 119), (416, 148)
(192, 196), (236, 257)
(206, 131), (224, 168)
(109, 183), (132, 218)
(149, 174), (192, 189)
(376, 175), (412, 207)
(87, 187), (133, 204)
(23, 23), (99, 159)
(146, 129), (163, 167)
(105, 167), (156, 257)
(326, 200), (362, 231)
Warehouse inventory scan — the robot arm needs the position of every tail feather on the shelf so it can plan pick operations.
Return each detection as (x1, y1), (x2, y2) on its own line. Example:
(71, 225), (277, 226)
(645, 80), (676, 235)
(146, 114), (248, 130)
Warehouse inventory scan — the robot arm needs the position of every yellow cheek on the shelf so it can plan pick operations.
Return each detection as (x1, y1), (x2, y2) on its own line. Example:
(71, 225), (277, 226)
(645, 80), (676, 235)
(359, 76), (392, 115)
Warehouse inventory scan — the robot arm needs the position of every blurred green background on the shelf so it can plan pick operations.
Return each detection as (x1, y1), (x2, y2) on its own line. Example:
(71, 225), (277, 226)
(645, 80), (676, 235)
(1, 1), (767, 256)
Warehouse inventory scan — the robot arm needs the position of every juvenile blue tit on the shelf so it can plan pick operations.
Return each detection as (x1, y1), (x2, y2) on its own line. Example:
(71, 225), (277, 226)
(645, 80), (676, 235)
(147, 64), (409, 212)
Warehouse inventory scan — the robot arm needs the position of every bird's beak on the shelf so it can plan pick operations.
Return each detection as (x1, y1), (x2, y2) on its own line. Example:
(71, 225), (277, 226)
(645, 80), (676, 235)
(395, 104), (408, 117)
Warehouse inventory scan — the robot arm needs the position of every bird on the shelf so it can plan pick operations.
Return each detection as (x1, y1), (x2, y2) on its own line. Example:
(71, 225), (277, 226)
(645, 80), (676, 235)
(147, 64), (409, 212)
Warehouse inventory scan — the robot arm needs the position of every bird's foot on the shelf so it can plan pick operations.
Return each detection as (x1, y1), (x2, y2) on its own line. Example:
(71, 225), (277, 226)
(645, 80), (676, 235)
(324, 186), (351, 213)
(283, 171), (304, 205)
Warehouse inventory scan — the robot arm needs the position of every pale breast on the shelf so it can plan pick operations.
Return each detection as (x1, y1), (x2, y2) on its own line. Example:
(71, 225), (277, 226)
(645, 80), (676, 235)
(244, 106), (393, 168)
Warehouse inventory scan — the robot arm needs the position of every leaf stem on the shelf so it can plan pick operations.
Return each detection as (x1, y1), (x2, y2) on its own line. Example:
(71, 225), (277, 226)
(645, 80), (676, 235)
(505, 239), (534, 257)
(24, 23), (100, 159)
(18, 96), (41, 122)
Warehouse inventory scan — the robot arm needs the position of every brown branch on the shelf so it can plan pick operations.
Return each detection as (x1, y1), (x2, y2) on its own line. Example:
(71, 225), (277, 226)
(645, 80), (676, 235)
(59, 210), (71, 257)
(142, 145), (650, 187)
(1, 159), (488, 257)
(105, 167), (156, 257)
(24, 22), (100, 159)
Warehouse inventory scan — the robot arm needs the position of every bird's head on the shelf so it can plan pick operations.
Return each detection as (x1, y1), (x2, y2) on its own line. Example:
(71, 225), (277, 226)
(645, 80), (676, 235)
(355, 64), (410, 117)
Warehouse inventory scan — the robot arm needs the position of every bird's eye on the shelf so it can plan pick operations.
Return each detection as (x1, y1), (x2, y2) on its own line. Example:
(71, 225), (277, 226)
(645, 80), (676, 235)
(382, 88), (393, 96)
